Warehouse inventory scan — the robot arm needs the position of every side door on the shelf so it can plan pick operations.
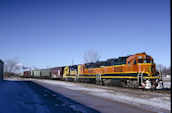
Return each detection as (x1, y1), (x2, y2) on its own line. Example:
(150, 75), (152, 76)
(127, 60), (132, 72)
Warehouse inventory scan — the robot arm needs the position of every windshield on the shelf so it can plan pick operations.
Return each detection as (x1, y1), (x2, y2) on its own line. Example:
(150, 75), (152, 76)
(138, 59), (153, 63)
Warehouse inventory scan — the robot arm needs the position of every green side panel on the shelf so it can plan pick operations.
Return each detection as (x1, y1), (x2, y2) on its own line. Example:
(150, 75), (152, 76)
(34, 70), (41, 77)
(40, 69), (51, 77)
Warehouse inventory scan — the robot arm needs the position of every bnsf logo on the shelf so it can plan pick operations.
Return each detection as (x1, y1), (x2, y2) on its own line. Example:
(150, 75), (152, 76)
(114, 67), (123, 72)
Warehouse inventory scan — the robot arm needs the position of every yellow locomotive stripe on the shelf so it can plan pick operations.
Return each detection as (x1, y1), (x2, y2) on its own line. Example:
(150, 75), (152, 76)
(144, 77), (160, 79)
(101, 76), (137, 79)
(63, 76), (76, 78)
(65, 72), (152, 77)
(79, 76), (96, 78)
(137, 63), (152, 65)
(82, 71), (151, 76)
(64, 76), (160, 79)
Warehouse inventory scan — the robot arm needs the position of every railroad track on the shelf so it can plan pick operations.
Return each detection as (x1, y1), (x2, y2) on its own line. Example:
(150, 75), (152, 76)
(65, 80), (171, 94)
(109, 86), (171, 95)
(14, 77), (172, 94)
(142, 88), (171, 94)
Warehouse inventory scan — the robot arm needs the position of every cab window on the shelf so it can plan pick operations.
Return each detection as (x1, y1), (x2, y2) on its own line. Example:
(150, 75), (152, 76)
(138, 59), (143, 63)
(128, 61), (131, 67)
(146, 59), (153, 63)
(133, 59), (137, 64)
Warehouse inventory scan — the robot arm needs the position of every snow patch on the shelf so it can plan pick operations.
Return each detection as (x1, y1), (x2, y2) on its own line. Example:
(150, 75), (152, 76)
(163, 82), (171, 88)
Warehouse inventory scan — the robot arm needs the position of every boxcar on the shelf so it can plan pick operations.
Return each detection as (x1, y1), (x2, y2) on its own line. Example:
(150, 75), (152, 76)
(40, 68), (51, 79)
(33, 70), (41, 78)
(23, 71), (31, 78)
(50, 67), (64, 79)
(19, 71), (24, 77)
(0, 60), (4, 80)
(30, 70), (34, 78)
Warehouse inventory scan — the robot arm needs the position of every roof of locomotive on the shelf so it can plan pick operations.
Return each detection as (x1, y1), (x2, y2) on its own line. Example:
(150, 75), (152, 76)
(126, 52), (153, 62)
(84, 55), (130, 68)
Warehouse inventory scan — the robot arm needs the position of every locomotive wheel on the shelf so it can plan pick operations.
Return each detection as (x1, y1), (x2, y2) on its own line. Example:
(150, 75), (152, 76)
(96, 80), (100, 85)
(127, 80), (138, 88)
(120, 80), (127, 87)
(133, 80), (138, 88)
(96, 79), (102, 85)
(65, 78), (69, 81)
(74, 78), (80, 82)
(103, 79), (111, 86)
(127, 80), (133, 88)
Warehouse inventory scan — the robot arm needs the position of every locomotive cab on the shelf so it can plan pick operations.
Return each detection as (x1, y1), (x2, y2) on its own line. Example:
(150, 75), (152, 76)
(126, 52), (156, 77)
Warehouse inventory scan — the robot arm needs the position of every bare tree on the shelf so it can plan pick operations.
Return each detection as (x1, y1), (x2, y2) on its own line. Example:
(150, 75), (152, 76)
(162, 66), (171, 75)
(4, 58), (38, 77)
(84, 50), (100, 63)
(156, 64), (164, 72)
(33, 66), (39, 70)
(4, 58), (18, 73)
(156, 64), (171, 76)
(4, 58), (23, 75)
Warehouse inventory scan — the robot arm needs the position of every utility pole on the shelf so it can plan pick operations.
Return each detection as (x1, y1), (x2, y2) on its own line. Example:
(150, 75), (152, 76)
(47, 65), (51, 69)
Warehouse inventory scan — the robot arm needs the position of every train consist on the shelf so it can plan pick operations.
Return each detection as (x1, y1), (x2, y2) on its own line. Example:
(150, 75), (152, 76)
(20, 52), (163, 89)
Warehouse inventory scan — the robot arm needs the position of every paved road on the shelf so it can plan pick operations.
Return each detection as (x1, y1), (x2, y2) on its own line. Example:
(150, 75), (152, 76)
(0, 80), (99, 113)
(33, 80), (155, 113)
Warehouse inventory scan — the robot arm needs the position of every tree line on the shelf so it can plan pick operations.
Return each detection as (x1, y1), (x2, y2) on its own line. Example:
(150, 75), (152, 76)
(161, 66), (171, 76)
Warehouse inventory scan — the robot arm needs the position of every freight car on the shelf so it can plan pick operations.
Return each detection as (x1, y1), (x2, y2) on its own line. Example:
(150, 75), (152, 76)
(19, 71), (24, 77)
(50, 67), (65, 79)
(40, 68), (51, 79)
(0, 60), (4, 80)
(22, 52), (163, 89)
(30, 70), (34, 78)
(23, 71), (31, 78)
(33, 70), (41, 78)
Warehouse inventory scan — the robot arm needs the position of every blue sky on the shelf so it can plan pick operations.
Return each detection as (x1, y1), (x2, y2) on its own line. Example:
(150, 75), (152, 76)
(0, 0), (170, 69)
